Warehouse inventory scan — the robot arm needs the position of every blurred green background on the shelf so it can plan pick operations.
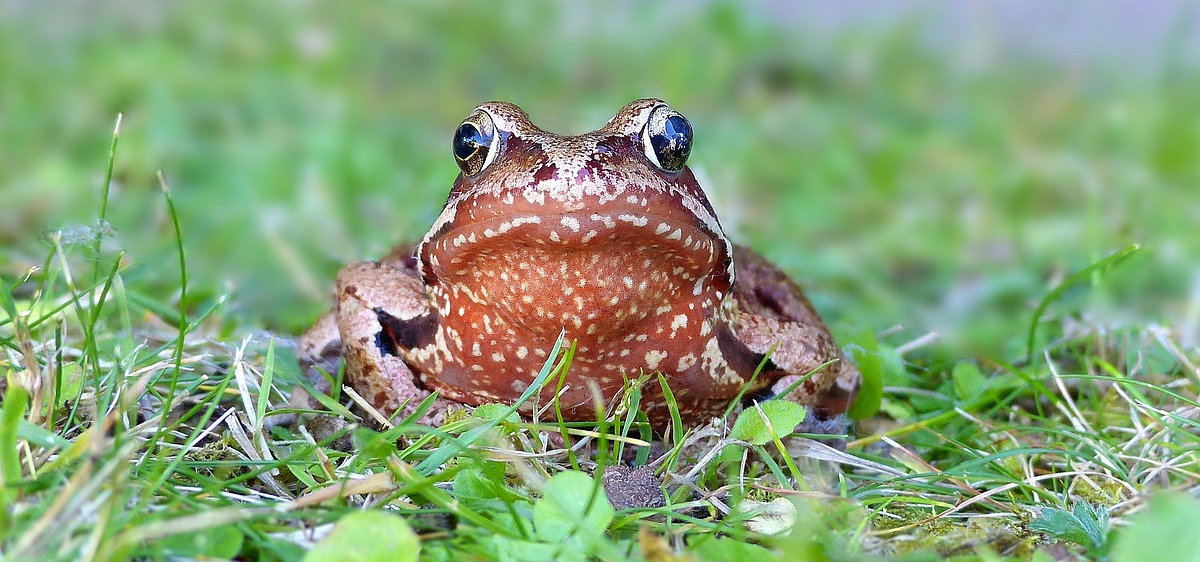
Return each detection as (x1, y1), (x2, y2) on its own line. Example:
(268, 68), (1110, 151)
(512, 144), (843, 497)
(2, 0), (1197, 357)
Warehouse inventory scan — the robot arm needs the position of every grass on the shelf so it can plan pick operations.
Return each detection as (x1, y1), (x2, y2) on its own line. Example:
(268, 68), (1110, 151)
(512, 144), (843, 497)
(2, 1), (1200, 560)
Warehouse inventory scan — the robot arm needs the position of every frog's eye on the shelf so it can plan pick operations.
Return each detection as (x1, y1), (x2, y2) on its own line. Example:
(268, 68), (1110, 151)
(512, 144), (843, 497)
(453, 109), (498, 176)
(641, 105), (693, 173)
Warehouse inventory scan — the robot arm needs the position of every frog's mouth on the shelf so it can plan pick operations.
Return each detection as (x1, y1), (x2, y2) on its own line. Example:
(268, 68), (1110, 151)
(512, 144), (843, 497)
(441, 211), (713, 249)
(424, 211), (726, 286)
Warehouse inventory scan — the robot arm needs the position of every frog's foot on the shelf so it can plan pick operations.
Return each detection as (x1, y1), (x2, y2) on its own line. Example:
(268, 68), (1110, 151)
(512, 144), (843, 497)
(729, 245), (861, 421)
(334, 260), (454, 426)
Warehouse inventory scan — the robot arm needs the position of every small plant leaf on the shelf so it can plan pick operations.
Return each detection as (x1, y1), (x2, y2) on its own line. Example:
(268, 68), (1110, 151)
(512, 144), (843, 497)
(690, 535), (778, 561)
(730, 400), (806, 445)
(1112, 494), (1200, 562)
(845, 329), (884, 419)
(1030, 502), (1109, 554)
(156, 525), (244, 560)
(951, 361), (988, 402)
(532, 470), (613, 549)
(490, 535), (569, 562)
(736, 498), (798, 535)
(472, 403), (522, 424)
(304, 511), (419, 562)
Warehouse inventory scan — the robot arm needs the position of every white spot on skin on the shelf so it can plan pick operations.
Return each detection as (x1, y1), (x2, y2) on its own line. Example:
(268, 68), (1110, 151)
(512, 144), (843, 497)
(591, 214), (617, 229)
(701, 335), (743, 385)
(516, 346), (528, 359)
(491, 352), (505, 363)
(677, 353), (697, 371)
(671, 314), (688, 331)
(617, 214), (649, 227)
(654, 223), (671, 235)
(523, 190), (546, 205)
(472, 342), (482, 356)
(644, 350), (667, 370)
(666, 228), (682, 241)
(549, 230), (561, 243)
(560, 216), (581, 232)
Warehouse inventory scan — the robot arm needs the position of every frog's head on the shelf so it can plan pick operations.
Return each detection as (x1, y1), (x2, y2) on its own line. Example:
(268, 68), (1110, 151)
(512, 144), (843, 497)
(418, 99), (734, 315)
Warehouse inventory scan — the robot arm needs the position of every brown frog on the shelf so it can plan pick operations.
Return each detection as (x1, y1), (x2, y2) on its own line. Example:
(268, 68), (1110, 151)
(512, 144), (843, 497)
(299, 99), (860, 429)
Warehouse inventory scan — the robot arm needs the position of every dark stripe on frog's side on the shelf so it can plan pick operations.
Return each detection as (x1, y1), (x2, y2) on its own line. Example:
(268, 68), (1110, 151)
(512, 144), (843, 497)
(374, 308), (440, 354)
(715, 322), (781, 379)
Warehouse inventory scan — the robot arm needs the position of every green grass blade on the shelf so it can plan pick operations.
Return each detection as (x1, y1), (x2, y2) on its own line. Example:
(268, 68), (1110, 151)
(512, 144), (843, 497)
(1, 382), (30, 530)
(18, 418), (70, 449)
(1025, 244), (1141, 362)
(416, 331), (567, 474)
(141, 171), (191, 476)
(96, 114), (121, 229)
(255, 338), (277, 435)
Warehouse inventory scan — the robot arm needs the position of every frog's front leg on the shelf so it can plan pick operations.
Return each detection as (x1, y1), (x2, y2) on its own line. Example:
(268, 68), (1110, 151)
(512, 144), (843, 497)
(728, 246), (861, 418)
(332, 259), (455, 424)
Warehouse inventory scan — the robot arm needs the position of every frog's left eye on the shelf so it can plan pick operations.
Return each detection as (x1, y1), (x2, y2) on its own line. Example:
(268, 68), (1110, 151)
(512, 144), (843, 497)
(453, 109), (498, 176)
(641, 105), (693, 173)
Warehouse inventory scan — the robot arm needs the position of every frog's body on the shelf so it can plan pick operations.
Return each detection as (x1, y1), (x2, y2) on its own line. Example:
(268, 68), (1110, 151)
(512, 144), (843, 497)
(299, 99), (860, 427)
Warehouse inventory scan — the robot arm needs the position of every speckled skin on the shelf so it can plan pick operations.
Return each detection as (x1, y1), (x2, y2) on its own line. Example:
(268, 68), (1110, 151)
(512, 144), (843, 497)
(299, 99), (860, 428)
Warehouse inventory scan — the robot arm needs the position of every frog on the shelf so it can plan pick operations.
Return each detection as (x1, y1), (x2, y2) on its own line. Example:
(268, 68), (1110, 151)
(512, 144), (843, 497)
(298, 99), (861, 429)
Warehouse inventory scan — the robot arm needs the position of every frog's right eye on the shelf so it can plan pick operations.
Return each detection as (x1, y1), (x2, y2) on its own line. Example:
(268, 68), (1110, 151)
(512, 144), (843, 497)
(641, 104), (692, 174)
(453, 110), (498, 177)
